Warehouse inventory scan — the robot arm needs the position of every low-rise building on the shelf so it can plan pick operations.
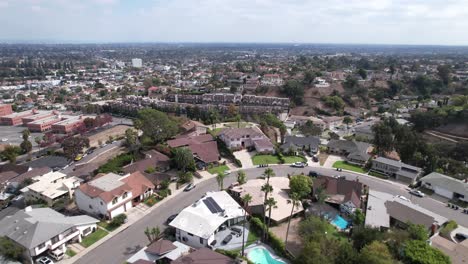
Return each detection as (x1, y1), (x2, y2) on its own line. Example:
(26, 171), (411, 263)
(0, 104), (13, 117)
(327, 140), (372, 165)
(168, 134), (220, 167)
(171, 247), (236, 264)
(280, 136), (320, 154)
(0, 207), (99, 263)
(1, 110), (35, 125)
(420, 172), (468, 202)
(21, 171), (81, 206)
(126, 239), (191, 264)
(169, 191), (245, 248)
(75, 172), (155, 219)
(371, 157), (422, 184)
(218, 127), (274, 153)
(261, 74), (283, 87)
(27, 115), (63, 132)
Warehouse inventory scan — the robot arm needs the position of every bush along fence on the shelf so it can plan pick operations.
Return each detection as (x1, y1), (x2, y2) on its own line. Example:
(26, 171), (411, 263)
(216, 137), (242, 167)
(249, 217), (289, 259)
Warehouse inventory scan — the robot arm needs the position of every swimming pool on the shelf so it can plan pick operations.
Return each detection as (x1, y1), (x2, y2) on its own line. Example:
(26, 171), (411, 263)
(248, 247), (286, 264)
(331, 215), (349, 230)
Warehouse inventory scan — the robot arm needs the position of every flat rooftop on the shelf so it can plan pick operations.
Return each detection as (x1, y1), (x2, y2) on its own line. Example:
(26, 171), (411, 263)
(89, 173), (125, 191)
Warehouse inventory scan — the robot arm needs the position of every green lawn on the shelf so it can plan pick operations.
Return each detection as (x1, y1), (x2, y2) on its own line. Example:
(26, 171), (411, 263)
(252, 155), (281, 165)
(332, 161), (368, 173)
(283, 156), (307, 164)
(207, 165), (229, 175)
(66, 248), (76, 257)
(80, 228), (108, 248)
(97, 221), (119, 232)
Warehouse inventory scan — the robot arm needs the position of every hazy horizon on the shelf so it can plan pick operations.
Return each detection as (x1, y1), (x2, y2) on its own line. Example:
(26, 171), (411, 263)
(1, 0), (468, 45)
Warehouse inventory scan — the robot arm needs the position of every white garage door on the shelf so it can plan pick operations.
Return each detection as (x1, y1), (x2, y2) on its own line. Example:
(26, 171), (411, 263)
(110, 205), (125, 218)
(434, 186), (453, 199)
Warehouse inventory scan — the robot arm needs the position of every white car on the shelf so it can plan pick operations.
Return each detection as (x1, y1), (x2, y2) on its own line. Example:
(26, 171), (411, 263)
(1, 138), (8, 142)
(409, 190), (425, 198)
(396, 195), (410, 202)
(36, 256), (54, 264)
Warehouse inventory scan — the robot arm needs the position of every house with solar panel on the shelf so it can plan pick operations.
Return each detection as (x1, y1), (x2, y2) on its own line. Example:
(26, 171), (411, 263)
(168, 191), (246, 249)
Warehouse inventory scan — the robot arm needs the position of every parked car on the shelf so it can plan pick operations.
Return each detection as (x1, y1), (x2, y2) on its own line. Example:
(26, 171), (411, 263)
(48, 249), (64, 261)
(291, 162), (307, 168)
(184, 183), (196, 192)
(396, 195), (410, 202)
(312, 156), (319, 162)
(230, 227), (243, 237)
(36, 256), (54, 264)
(224, 170), (231, 175)
(308, 171), (318, 177)
(1, 138), (8, 142)
(333, 175), (346, 180)
(12, 195), (24, 202)
(222, 234), (233, 245)
(335, 168), (343, 172)
(166, 214), (178, 224)
(74, 154), (83, 161)
(409, 190), (425, 198)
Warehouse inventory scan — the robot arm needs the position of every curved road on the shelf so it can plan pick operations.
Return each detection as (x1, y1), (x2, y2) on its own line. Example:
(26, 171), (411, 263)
(75, 166), (467, 264)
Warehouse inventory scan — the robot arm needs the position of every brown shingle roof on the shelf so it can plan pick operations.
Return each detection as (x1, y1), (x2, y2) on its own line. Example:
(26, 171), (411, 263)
(123, 150), (170, 174)
(385, 201), (436, 229)
(121, 171), (155, 200)
(167, 134), (213, 148)
(171, 248), (235, 264)
(145, 239), (177, 255)
(313, 176), (363, 207)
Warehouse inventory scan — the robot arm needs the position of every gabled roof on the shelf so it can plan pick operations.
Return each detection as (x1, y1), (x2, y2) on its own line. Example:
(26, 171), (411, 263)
(327, 140), (371, 162)
(421, 172), (468, 197)
(219, 127), (264, 140)
(145, 239), (177, 255)
(171, 248), (235, 264)
(167, 134), (214, 148)
(313, 176), (364, 208)
(281, 136), (320, 151)
(123, 150), (170, 174)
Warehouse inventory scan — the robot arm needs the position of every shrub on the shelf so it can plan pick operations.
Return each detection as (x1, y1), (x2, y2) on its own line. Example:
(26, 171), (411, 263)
(110, 214), (127, 227)
(145, 166), (156, 174)
(440, 220), (458, 238)
(215, 249), (239, 259)
(277, 152), (285, 164)
(160, 180), (170, 190)
(249, 217), (286, 257)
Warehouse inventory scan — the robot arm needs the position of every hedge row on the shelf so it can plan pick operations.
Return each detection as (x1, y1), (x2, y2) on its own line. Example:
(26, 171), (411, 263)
(249, 217), (286, 257)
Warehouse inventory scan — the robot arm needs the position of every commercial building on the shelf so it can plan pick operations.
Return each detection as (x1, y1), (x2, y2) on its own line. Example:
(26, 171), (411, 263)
(27, 115), (63, 132)
(51, 115), (93, 134)
(0, 104), (13, 117)
(1, 110), (35, 125)
(132, 58), (143, 68)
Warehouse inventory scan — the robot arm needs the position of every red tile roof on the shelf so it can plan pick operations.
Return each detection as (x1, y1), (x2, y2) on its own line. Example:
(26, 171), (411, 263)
(145, 239), (177, 255)
(121, 171), (155, 200)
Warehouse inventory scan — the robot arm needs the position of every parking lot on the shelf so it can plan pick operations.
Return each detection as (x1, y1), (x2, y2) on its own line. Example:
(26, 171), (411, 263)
(0, 125), (44, 149)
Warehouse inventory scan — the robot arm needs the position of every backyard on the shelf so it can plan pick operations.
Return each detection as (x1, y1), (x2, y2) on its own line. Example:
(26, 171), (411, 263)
(207, 164), (229, 175)
(252, 154), (280, 165)
(332, 161), (368, 173)
(80, 228), (108, 248)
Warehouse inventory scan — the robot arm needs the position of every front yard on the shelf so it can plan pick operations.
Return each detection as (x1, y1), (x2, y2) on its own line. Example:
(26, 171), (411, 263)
(283, 155), (307, 164)
(207, 164), (229, 175)
(252, 155), (281, 165)
(80, 228), (108, 248)
(332, 161), (368, 173)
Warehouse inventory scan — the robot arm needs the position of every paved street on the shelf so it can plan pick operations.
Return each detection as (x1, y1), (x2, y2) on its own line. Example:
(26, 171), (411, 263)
(75, 165), (468, 264)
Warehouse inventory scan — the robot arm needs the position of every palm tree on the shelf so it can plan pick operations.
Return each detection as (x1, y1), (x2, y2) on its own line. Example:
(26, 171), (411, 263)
(261, 183), (273, 241)
(265, 197), (278, 242)
(241, 193), (252, 256)
(151, 226), (161, 241)
(237, 170), (246, 185)
(216, 173), (225, 190)
(285, 193), (300, 246)
(263, 168), (275, 183)
(144, 227), (152, 243)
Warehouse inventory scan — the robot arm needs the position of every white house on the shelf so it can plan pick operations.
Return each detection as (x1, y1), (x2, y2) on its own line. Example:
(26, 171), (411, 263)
(20, 171), (81, 206)
(261, 74), (283, 86)
(420, 172), (468, 202)
(0, 207), (98, 263)
(75, 172), (155, 219)
(219, 127), (273, 152)
(169, 191), (246, 248)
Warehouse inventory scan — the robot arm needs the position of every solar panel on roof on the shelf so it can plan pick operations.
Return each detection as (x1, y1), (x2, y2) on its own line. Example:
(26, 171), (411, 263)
(205, 197), (223, 213)
(203, 199), (217, 213)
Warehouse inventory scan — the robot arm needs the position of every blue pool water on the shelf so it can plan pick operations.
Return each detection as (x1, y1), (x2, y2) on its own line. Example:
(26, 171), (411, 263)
(248, 247), (286, 264)
(331, 215), (349, 230)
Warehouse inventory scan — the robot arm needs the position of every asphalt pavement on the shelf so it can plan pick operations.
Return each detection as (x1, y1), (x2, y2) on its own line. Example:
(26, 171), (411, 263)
(74, 165), (468, 264)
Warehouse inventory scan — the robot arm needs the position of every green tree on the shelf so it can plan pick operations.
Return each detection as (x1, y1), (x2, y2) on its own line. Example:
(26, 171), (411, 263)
(299, 120), (322, 136)
(20, 129), (32, 153)
(177, 171), (193, 183)
(216, 173), (226, 190)
(372, 122), (394, 155)
(351, 226), (384, 251)
(352, 209), (365, 226)
(237, 170), (247, 185)
(135, 108), (178, 144)
(285, 193), (300, 246)
(171, 147), (195, 172)
(437, 65), (451, 86)
(358, 68), (367, 80)
(289, 175), (312, 199)
(343, 116), (353, 128)
(403, 240), (450, 264)
(2, 145), (22, 163)
(281, 80), (304, 105)
(241, 193), (252, 256)
(144, 226), (161, 243)
(0, 236), (24, 262)
(298, 216), (328, 242)
(62, 136), (90, 160)
(359, 241), (394, 264)
(407, 223), (429, 241)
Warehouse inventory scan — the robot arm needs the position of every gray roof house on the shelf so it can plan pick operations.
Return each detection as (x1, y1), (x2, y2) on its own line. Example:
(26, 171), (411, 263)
(0, 207), (99, 263)
(371, 157), (422, 184)
(420, 172), (468, 202)
(280, 136), (320, 153)
(327, 140), (372, 165)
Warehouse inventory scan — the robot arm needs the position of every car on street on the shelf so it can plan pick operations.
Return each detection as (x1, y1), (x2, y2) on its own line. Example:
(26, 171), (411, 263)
(312, 156), (319, 162)
(1, 138), (8, 142)
(396, 195), (410, 202)
(36, 256), (54, 264)
(291, 162), (307, 168)
(335, 168), (343, 172)
(332, 175), (346, 180)
(74, 154), (83, 161)
(222, 234), (233, 245)
(166, 214), (178, 224)
(224, 170), (231, 175)
(409, 190), (425, 197)
(183, 183), (196, 192)
(308, 171), (318, 177)
(12, 195), (24, 202)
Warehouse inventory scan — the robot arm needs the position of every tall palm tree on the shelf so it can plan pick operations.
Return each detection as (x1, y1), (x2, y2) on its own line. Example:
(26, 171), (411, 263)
(265, 197), (277, 242)
(237, 170), (246, 185)
(241, 193), (252, 256)
(285, 193), (300, 246)
(261, 183), (273, 242)
(216, 173), (225, 190)
(263, 168), (275, 183)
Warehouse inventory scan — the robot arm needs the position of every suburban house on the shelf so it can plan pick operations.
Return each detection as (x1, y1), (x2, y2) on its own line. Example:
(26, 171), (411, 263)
(171, 247), (236, 264)
(280, 135), (320, 154)
(261, 74), (284, 87)
(371, 157), (423, 184)
(0, 207), (99, 263)
(229, 177), (303, 223)
(0, 165), (51, 194)
(123, 150), (171, 173)
(179, 120), (208, 137)
(126, 239), (191, 264)
(285, 115), (327, 131)
(327, 140), (372, 165)
(169, 191), (245, 248)
(365, 190), (447, 231)
(322, 116), (344, 130)
(312, 176), (365, 215)
(75, 172), (155, 219)
(353, 122), (375, 140)
(218, 127), (275, 153)
(20, 171), (82, 206)
(420, 172), (468, 202)
(167, 134), (220, 168)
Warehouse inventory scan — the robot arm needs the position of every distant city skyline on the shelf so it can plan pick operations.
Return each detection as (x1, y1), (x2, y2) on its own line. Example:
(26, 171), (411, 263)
(1, 0), (468, 45)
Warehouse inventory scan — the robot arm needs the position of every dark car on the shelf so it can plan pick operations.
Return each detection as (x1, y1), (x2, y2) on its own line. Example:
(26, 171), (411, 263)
(222, 234), (233, 245)
(184, 183), (196, 192)
(312, 156), (319, 162)
(231, 227), (243, 237)
(166, 214), (178, 224)
(308, 171), (318, 177)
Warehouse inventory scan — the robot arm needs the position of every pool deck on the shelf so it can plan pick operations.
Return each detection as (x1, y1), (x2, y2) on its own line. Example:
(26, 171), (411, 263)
(245, 243), (290, 264)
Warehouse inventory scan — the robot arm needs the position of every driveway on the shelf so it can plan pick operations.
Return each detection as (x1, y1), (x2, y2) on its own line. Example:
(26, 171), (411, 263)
(233, 150), (255, 169)
(322, 154), (343, 168)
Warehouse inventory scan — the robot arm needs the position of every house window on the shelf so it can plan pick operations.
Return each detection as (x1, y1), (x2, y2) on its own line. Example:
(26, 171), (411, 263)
(188, 233), (194, 236)
(37, 243), (46, 250)
(200, 238), (204, 244)
(89, 205), (93, 209)
(122, 192), (128, 199)
(112, 197), (118, 205)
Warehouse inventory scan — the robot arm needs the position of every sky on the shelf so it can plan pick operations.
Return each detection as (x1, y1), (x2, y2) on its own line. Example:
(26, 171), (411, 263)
(1, 0), (468, 45)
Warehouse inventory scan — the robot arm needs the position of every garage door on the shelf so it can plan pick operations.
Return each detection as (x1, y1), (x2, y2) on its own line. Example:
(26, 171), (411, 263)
(434, 186), (453, 199)
(110, 205), (125, 218)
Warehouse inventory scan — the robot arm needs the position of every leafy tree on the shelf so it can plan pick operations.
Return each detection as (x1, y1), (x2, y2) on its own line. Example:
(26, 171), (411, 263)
(135, 109), (178, 144)
(144, 226), (161, 243)
(358, 69), (367, 80)
(403, 240), (450, 264)
(124, 128), (140, 154)
(171, 147), (195, 172)
(281, 80), (304, 105)
(322, 96), (345, 112)
(285, 193), (300, 246)
(299, 216), (328, 242)
(372, 122), (394, 155)
(177, 171), (193, 183)
(237, 170), (247, 185)
(0, 236), (24, 262)
(2, 145), (21, 163)
(20, 140), (32, 154)
(437, 65), (451, 86)
(303, 71), (316, 84)
(289, 175), (312, 199)
(407, 223), (429, 241)
(352, 209), (365, 226)
(343, 76), (359, 90)
(336, 241), (359, 264)
(359, 241), (394, 264)
(62, 136), (90, 160)
(343, 116), (353, 127)
(351, 226), (384, 251)
(299, 120), (322, 136)
(83, 117), (96, 129)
